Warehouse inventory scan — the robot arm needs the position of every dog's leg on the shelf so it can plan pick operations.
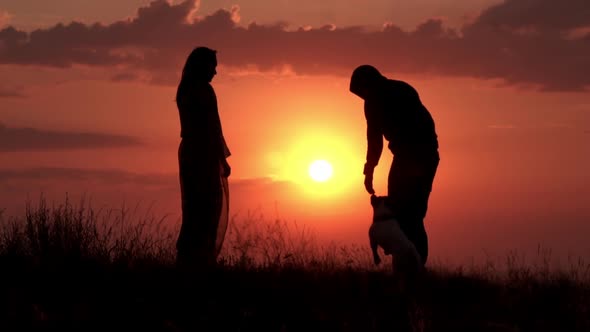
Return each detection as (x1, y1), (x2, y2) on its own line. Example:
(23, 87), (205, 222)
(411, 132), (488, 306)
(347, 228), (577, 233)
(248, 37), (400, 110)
(369, 233), (381, 265)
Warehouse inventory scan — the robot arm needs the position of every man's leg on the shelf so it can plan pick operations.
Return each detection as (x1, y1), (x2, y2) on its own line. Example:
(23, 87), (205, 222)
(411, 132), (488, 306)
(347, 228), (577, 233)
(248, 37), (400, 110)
(400, 212), (429, 265)
(387, 155), (438, 265)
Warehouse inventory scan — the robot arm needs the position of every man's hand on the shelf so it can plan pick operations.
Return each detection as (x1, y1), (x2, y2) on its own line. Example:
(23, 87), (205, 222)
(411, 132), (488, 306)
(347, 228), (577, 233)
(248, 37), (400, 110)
(222, 160), (231, 178)
(363, 164), (375, 194)
(363, 163), (376, 194)
(364, 173), (375, 195)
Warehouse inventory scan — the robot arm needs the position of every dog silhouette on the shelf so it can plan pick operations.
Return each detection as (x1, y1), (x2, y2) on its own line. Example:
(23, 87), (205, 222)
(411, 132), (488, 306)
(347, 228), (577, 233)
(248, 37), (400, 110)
(369, 195), (421, 274)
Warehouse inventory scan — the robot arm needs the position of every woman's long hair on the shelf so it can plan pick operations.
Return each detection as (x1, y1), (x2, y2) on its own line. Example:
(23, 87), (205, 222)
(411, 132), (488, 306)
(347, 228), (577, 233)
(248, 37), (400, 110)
(176, 46), (217, 102)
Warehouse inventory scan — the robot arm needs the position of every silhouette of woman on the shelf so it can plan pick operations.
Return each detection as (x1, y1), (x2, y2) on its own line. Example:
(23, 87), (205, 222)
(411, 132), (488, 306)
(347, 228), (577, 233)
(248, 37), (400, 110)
(175, 46), (231, 268)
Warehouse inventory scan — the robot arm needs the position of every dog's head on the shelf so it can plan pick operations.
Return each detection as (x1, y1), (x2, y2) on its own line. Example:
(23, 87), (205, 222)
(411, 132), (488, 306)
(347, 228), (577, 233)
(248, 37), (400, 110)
(370, 195), (395, 223)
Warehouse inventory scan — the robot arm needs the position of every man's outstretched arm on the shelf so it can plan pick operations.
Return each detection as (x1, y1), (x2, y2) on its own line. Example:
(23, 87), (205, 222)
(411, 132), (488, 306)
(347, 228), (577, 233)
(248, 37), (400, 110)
(363, 102), (383, 194)
(364, 124), (383, 172)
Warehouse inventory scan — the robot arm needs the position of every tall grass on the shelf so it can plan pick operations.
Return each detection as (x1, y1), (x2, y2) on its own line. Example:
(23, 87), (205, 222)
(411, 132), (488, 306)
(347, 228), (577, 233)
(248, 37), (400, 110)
(1, 196), (590, 282)
(0, 195), (176, 267)
(220, 209), (375, 270)
(0, 196), (377, 271)
(1, 196), (589, 331)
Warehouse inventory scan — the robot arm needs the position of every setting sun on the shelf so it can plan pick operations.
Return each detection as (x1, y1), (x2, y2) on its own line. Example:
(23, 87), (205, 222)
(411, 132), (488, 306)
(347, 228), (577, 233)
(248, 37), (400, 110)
(272, 130), (364, 199)
(308, 160), (333, 182)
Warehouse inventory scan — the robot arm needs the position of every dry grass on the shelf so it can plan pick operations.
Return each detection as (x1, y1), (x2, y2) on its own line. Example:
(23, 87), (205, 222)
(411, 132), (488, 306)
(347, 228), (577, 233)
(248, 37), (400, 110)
(1, 195), (176, 267)
(1, 196), (589, 331)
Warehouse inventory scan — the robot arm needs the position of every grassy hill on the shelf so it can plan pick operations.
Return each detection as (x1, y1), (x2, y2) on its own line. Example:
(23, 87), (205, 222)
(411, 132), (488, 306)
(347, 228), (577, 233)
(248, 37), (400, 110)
(1, 198), (588, 331)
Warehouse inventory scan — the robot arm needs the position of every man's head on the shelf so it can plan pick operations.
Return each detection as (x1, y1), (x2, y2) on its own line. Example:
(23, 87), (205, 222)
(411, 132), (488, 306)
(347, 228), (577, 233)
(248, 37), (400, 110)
(181, 46), (217, 83)
(349, 65), (384, 100)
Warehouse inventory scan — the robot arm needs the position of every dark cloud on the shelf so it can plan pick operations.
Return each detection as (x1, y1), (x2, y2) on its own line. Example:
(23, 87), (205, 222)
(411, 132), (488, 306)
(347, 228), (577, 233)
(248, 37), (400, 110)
(0, 167), (291, 192)
(473, 0), (590, 31)
(0, 0), (589, 90)
(0, 123), (143, 151)
(0, 85), (26, 98)
(226, 176), (297, 196)
(0, 167), (171, 186)
(110, 72), (141, 82)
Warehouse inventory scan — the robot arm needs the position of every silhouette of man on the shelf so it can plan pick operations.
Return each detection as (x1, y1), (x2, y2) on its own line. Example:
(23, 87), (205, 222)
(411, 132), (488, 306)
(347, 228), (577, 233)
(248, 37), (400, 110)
(175, 46), (231, 268)
(350, 65), (439, 265)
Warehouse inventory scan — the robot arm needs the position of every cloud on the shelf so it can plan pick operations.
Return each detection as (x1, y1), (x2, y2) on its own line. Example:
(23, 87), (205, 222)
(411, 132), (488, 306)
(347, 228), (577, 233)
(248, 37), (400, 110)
(227, 176), (296, 194)
(472, 0), (590, 31)
(0, 10), (11, 28)
(110, 72), (142, 82)
(0, 123), (143, 151)
(0, 167), (292, 193)
(0, 167), (174, 186)
(0, 85), (26, 98)
(0, 167), (306, 226)
(0, 0), (588, 90)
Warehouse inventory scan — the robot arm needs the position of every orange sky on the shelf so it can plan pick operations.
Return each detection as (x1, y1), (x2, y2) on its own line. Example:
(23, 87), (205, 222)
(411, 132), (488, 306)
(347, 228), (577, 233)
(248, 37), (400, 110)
(1, 0), (589, 265)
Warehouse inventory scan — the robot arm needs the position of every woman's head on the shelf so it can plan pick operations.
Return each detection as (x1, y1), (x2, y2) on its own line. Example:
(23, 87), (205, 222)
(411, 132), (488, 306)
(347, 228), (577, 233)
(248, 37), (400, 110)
(181, 46), (217, 84)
